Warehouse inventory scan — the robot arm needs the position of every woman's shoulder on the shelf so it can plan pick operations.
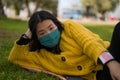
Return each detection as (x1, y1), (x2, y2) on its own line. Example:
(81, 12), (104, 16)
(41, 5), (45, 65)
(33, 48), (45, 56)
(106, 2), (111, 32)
(62, 19), (85, 32)
(62, 19), (83, 27)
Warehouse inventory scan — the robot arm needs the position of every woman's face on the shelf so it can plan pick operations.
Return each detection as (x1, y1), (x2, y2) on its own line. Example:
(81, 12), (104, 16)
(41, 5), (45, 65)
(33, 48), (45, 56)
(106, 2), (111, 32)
(36, 19), (57, 38)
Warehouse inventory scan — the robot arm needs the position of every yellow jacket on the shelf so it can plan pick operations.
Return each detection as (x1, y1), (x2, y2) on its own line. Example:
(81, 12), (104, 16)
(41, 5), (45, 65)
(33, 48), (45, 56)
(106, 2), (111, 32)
(8, 20), (110, 80)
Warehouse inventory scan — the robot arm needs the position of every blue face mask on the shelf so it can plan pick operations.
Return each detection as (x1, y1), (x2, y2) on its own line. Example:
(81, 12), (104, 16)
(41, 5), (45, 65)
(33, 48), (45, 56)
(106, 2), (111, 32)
(38, 28), (60, 48)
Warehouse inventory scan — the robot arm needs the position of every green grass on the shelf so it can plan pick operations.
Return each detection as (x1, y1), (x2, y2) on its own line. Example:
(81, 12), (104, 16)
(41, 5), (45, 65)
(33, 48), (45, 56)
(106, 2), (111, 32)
(82, 24), (114, 41)
(0, 17), (115, 80)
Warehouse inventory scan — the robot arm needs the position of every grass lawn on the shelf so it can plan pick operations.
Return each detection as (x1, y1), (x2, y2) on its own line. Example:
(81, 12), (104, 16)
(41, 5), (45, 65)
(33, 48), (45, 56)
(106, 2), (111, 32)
(0, 17), (115, 80)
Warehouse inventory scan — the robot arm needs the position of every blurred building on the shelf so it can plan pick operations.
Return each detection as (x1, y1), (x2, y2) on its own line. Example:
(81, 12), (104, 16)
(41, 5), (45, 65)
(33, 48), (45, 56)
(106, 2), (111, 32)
(57, 0), (83, 19)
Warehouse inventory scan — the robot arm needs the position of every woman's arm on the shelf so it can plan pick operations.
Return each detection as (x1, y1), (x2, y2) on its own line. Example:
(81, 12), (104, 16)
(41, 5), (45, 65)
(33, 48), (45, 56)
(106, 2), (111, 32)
(106, 60), (120, 80)
(98, 51), (120, 80)
(64, 20), (108, 64)
(105, 22), (120, 80)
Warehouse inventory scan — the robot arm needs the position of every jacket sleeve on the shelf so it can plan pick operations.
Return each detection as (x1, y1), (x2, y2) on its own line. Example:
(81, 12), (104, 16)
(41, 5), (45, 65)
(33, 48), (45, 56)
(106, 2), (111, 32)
(8, 40), (29, 62)
(63, 20), (110, 64)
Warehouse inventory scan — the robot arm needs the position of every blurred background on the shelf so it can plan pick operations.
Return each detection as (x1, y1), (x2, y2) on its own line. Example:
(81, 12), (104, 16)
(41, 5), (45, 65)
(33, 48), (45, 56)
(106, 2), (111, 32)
(0, 0), (120, 22)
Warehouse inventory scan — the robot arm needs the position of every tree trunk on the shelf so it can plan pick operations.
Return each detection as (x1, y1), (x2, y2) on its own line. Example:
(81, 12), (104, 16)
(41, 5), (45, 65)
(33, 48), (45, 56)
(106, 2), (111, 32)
(34, 0), (40, 13)
(86, 5), (91, 17)
(0, 0), (5, 17)
(25, 0), (31, 17)
(14, 4), (20, 15)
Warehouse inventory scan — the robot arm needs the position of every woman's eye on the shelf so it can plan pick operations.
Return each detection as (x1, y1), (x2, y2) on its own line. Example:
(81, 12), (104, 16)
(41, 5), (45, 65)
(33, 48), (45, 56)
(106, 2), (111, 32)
(39, 32), (45, 36)
(49, 27), (54, 30)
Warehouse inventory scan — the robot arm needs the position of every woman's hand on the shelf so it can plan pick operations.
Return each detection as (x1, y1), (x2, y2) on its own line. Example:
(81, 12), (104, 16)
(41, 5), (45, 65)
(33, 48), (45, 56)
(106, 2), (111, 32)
(107, 60), (120, 80)
(24, 29), (32, 39)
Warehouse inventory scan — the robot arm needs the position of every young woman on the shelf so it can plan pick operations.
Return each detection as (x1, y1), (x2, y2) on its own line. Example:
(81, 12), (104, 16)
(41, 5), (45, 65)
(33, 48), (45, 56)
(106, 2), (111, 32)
(8, 10), (120, 80)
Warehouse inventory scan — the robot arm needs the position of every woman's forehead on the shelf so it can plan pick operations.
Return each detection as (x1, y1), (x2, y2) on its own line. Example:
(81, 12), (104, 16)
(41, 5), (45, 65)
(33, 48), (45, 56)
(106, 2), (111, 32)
(36, 19), (54, 30)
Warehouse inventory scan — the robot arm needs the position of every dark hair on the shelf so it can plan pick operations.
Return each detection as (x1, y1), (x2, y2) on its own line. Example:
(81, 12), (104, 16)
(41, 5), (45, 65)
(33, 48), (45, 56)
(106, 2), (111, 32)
(28, 10), (64, 54)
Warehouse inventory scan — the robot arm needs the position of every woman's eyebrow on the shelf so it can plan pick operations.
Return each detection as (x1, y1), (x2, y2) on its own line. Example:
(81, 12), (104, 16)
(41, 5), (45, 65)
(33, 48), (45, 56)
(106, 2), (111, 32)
(47, 24), (52, 28)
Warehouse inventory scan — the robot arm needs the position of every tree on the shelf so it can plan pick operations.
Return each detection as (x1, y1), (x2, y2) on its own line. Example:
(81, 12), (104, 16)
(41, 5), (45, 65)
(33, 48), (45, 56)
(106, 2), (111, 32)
(0, 0), (5, 17)
(81, 0), (119, 20)
(34, 0), (58, 16)
(2, 0), (24, 15)
(25, 0), (58, 17)
(1, 0), (58, 18)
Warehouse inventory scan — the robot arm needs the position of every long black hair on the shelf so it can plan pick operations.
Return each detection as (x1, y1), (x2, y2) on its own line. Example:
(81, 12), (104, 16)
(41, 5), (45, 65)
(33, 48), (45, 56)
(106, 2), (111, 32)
(28, 10), (64, 54)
